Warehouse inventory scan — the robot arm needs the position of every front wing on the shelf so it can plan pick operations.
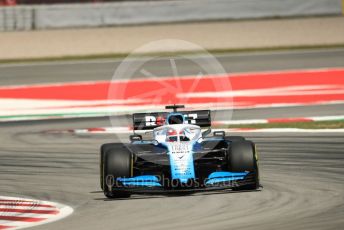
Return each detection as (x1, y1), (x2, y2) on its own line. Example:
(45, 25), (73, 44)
(105, 171), (257, 194)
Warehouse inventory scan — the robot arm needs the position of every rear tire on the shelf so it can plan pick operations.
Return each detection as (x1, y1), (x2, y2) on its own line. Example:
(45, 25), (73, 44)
(228, 140), (259, 190)
(101, 144), (132, 198)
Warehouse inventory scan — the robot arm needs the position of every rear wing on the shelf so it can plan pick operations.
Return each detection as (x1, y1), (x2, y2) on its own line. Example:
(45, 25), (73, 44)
(133, 110), (211, 130)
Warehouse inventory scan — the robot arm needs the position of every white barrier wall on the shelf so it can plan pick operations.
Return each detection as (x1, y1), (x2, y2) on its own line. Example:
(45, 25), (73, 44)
(0, 0), (342, 31)
(0, 6), (33, 31)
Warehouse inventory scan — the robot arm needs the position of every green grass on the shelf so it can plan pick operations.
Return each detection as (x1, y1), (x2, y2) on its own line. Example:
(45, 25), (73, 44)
(220, 120), (344, 129)
(1, 44), (344, 64)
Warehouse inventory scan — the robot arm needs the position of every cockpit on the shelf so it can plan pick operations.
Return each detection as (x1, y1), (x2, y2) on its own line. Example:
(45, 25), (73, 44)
(154, 125), (202, 143)
(166, 128), (191, 142)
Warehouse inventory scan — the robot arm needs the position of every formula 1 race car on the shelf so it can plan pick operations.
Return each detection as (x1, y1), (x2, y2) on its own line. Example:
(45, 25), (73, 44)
(100, 105), (260, 198)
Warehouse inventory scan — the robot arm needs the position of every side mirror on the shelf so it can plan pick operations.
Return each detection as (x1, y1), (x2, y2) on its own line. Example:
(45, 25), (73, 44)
(213, 131), (225, 137)
(145, 130), (153, 135)
(130, 134), (142, 142)
(202, 128), (211, 138)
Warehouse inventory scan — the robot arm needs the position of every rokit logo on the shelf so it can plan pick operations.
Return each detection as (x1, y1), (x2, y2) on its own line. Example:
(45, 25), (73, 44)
(145, 114), (198, 126)
(145, 115), (165, 126)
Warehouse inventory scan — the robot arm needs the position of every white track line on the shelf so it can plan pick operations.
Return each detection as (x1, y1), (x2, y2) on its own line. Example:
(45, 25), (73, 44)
(58, 127), (344, 134)
(224, 128), (344, 133)
(215, 115), (344, 125)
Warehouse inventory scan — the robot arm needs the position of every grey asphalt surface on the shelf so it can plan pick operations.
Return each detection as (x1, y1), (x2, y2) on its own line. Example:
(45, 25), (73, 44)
(0, 120), (343, 230)
(0, 48), (344, 86)
(0, 49), (343, 230)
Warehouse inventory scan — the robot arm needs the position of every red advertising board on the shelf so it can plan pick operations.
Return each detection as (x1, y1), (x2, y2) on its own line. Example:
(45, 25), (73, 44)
(0, 0), (17, 6)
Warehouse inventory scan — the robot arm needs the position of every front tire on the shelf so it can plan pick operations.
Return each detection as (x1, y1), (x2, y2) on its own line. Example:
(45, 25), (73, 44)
(228, 140), (259, 190)
(101, 143), (132, 198)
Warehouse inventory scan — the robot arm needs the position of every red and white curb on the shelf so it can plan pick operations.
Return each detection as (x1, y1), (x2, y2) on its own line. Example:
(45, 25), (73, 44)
(0, 196), (73, 230)
(45, 115), (344, 134)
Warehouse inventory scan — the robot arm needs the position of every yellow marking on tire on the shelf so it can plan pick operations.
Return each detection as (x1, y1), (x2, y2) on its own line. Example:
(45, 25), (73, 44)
(254, 144), (259, 161)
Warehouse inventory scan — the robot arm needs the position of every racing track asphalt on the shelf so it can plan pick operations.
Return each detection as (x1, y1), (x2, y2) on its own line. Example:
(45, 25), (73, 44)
(0, 48), (344, 86)
(0, 48), (343, 229)
(0, 119), (343, 230)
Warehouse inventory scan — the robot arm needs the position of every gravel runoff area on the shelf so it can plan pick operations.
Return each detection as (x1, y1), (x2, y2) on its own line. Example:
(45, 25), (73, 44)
(0, 16), (344, 60)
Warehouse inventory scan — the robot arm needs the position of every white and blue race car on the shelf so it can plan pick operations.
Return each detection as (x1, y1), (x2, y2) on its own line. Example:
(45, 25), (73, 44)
(100, 105), (260, 198)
